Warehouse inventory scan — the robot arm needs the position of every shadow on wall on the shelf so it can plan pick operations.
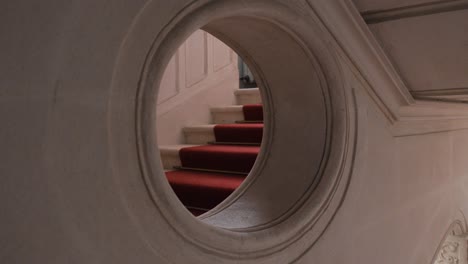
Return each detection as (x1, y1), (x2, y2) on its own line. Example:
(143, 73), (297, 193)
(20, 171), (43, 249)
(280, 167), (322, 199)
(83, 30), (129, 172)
(239, 57), (257, 88)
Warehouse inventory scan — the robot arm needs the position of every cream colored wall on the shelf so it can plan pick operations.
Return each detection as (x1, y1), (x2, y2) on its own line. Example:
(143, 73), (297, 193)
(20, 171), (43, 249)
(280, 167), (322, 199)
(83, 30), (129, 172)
(2, 1), (468, 263)
(297, 72), (468, 263)
(367, 9), (468, 92)
(156, 30), (238, 145)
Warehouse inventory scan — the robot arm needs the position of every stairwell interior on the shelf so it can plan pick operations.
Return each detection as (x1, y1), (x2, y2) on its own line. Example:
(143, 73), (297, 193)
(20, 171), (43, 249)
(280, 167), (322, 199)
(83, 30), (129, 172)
(157, 30), (263, 216)
(161, 90), (262, 216)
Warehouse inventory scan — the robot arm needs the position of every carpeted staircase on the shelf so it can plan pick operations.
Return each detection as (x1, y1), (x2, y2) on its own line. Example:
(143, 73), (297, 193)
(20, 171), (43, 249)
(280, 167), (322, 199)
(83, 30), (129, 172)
(160, 88), (263, 216)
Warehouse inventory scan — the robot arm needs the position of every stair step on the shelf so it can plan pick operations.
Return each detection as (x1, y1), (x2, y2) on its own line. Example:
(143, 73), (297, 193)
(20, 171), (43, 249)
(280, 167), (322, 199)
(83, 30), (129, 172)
(162, 99), (264, 216)
(159, 144), (199, 170)
(166, 170), (245, 210)
(211, 104), (263, 124)
(179, 145), (260, 174)
(183, 125), (216, 145)
(243, 104), (263, 121)
(235, 120), (263, 124)
(208, 141), (261, 146)
(214, 123), (263, 144)
(174, 166), (249, 176)
(235, 88), (261, 105)
(184, 123), (263, 144)
(211, 106), (244, 124)
(160, 144), (260, 173)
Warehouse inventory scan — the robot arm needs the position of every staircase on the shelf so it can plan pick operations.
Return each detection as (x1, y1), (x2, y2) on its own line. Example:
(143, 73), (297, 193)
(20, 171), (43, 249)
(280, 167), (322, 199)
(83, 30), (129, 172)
(160, 88), (263, 216)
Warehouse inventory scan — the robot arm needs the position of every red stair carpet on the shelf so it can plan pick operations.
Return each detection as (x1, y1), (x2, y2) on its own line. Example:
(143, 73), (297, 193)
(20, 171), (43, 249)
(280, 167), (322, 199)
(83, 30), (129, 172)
(214, 123), (263, 144)
(166, 170), (245, 215)
(243, 104), (263, 121)
(165, 104), (264, 215)
(179, 145), (260, 173)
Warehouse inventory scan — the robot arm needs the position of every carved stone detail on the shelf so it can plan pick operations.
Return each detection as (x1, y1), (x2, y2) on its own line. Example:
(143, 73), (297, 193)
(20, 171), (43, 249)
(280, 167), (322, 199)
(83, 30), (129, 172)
(433, 220), (468, 264)
(436, 240), (460, 264)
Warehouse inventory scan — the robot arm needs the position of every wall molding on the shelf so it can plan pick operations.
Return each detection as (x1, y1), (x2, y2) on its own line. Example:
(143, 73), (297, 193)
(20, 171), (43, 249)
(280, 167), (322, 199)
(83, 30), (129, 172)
(412, 88), (468, 103)
(307, 0), (468, 137)
(362, 0), (468, 24)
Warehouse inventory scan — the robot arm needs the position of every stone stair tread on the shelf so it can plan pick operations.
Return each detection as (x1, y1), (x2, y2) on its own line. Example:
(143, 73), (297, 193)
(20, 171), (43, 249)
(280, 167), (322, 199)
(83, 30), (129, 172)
(235, 88), (261, 105)
(183, 124), (216, 131)
(234, 88), (259, 95)
(159, 144), (200, 153)
(210, 105), (244, 112)
(184, 123), (262, 130)
(159, 144), (201, 170)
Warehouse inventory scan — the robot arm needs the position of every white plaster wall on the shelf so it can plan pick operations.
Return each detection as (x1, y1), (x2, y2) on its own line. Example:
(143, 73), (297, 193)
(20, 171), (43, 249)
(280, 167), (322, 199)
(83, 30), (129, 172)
(0, 1), (154, 262)
(368, 10), (468, 91)
(352, 0), (468, 96)
(156, 30), (238, 145)
(1, 1), (468, 263)
(296, 73), (468, 263)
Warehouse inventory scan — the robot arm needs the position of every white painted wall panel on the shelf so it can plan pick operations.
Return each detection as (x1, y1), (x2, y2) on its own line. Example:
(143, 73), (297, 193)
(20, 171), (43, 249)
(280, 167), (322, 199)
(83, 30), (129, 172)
(298, 85), (465, 264)
(213, 37), (232, 72)
(156, 30), (239, 144)
(184, 30), (207, 87)
(158, 55), (178, 103)
(370, 9), (468, 91)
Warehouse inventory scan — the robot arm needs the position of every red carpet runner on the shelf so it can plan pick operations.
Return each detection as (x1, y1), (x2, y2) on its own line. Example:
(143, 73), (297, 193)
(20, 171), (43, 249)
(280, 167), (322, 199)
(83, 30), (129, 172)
(243, 104), (263, 121)
(179, 145), (260, 173)
(166, 104), (263, 215)
(214, 123), (263, 144)
(166, 170), (245, 215)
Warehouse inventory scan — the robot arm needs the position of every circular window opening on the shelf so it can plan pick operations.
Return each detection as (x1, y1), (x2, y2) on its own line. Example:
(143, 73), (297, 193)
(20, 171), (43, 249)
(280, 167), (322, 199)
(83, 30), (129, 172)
(122, 1), (354, 258)
(156, 30), (264, 217)
(145, 14), (329, 232)
(132, 1), (355, 246)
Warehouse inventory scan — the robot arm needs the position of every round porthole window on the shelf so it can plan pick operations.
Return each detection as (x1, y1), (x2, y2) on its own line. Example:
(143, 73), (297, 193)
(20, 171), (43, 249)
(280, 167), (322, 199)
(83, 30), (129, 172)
(155, 29), (266, 217)
(110, 0), (356, 262)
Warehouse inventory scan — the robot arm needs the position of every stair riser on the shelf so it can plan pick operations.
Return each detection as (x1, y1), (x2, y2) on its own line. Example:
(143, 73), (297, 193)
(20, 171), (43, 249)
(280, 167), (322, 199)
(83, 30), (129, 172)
(234, 88), (261, 105)
(184, 125), (263, 145)
(184, 131), (215, 145)
(214, 125), (263, 144)
(180, 150), (258, 173)
(236, 93), (261, 105)
(160, 151), (182, 170)
(161, 155), (181, 170)
(211, 105), (263, 124)
(211, 110), (245, 124)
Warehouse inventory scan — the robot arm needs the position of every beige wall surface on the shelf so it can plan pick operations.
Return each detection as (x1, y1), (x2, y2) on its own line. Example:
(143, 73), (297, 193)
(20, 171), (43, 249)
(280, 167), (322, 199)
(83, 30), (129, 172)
(1, 1), (468, 263)
(353, 0), (468, 103)
(369, 10), (468, 92)
(298, 77), (468, 263)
